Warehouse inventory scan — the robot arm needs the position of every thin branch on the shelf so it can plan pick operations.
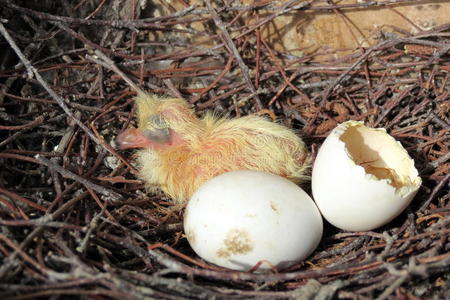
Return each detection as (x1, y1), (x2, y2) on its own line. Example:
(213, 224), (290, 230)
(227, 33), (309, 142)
(204, 0), (262, 110)
(35, 155), (122, 202)
(86, 50), (145, 95)
(0, 22), (101, 146)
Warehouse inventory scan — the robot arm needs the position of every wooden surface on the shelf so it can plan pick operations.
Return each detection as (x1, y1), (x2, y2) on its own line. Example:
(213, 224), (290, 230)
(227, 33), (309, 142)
(163, 0), (450, 60)
(256, 0), (450, 60)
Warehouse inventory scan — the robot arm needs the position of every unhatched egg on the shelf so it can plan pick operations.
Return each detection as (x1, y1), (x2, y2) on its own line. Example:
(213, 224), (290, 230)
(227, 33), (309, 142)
(312, 121), (422, 231)
(184, 170), (323, 271)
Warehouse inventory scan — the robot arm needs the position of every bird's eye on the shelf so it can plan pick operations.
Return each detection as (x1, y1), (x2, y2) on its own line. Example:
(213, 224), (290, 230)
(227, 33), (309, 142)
(148, 115), (168, 129)
(142, 127), (170, 144)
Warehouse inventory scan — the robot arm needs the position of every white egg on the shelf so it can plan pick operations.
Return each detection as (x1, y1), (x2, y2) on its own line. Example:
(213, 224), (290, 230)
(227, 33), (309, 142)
(312, 120), (421, 231)
(184, 170), (323, 271)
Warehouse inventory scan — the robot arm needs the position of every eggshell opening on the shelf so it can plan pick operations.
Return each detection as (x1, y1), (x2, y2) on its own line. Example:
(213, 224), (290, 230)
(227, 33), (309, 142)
(339, 122), (421, 193)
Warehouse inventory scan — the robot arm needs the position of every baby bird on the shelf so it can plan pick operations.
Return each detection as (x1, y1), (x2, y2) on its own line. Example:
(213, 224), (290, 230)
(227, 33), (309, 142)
(117, 93), (309, 203)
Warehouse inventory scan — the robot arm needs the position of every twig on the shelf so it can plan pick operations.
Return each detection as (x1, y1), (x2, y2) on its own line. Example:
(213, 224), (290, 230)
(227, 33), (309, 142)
(204, 0), (262, 110)
(34, 155), (122, 202)
(2, 0), (199, 30)
(0, 192), (88, 279)
(321, 40), (392, 102)
(0, 115), (45, 130)
(0, 22), (102, 146)
(86, 50), (145, 95)
(419, 172), (450, 213)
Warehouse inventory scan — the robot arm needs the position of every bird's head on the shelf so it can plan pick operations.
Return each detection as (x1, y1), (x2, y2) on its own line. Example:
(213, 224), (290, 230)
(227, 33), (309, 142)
(116, 93), (201, 150)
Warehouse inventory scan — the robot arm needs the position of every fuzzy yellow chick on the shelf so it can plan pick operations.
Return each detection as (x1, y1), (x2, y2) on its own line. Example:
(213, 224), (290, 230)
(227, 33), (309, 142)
(116, 93), (309, 203)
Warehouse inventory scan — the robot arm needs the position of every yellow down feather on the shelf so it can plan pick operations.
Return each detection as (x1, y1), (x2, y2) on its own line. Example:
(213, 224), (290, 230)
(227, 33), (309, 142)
(132, 93), (309, 203)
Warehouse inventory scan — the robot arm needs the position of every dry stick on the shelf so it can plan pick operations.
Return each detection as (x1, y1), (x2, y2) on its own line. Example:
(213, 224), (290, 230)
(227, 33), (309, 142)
(419, 172), (450, 213)
(228, 0), (423, 13)
(321, 39), (392, 103)
(0, 187), (47, 212)
(87, 50), (145, 95)
(163, 79), (183, 99)
(204, 0), (262, 110)
(234, 0), (317, 41)
(147, 247), (383, 282)
(429, 152), (450, 169)
(0, 22), (102, 146)
(35, 155), (122, 202)
(50, 112), (80, 196)
(0, 155), (122, 277)
(2, 0), (198, 30)
(0, 192), (88, 279)
(77, 206), (106, 255)
(190, 56), (234, 103)
(0, 152), (120, 277)
(0, 234), (50, 275)
(0, 133), (121, 201)
(0, 115), (45, 130)
(261, 39), (309, 102)
(149, 240), (450, 283)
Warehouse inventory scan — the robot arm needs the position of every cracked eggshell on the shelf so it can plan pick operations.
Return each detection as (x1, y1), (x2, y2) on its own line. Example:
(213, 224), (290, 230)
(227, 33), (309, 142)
(312, 121), (422, 231)
(184, 170), (323, 271)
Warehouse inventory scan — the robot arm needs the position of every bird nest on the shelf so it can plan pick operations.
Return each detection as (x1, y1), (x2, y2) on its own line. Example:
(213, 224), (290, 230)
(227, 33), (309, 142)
(0, 0), (449, 299)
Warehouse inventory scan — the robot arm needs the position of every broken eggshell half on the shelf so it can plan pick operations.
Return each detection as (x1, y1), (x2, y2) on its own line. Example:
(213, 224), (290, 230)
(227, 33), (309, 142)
(184, 170), (323, 271)
(312, 120), (422, 231)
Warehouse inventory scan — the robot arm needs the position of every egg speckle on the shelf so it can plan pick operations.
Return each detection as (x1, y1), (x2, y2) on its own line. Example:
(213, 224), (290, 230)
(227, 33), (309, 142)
(312, 121), (421, 231)
(216, 229), (253, 258)
(184, 170), (323, 271)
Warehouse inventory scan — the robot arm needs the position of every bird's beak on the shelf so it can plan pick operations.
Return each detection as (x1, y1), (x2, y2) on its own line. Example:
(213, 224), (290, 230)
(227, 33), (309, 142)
(116, 128), (150, 150)
(116, 127), (170, 150)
